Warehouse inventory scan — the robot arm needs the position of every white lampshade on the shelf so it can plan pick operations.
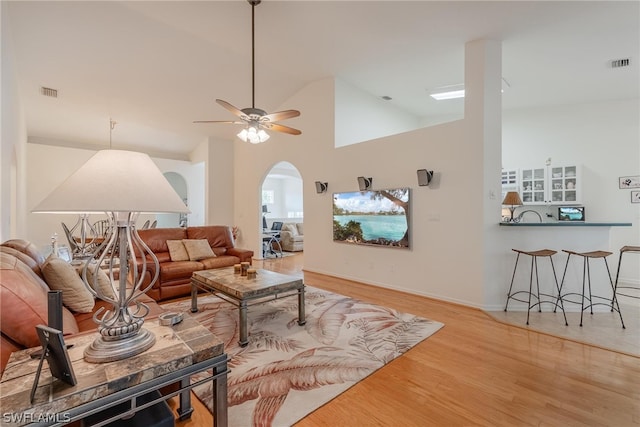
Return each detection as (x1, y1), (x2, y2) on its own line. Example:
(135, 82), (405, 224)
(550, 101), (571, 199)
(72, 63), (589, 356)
(33, 150), (189, 214)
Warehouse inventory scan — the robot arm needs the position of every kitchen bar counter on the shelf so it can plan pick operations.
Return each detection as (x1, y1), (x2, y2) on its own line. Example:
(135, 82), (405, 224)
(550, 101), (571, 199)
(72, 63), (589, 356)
(499, 222), (632, 227)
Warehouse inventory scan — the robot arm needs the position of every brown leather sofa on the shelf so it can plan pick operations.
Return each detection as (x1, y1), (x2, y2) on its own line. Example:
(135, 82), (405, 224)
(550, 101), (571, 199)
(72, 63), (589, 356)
(0, 239), (164, 375)
(135, 225), (254, 302)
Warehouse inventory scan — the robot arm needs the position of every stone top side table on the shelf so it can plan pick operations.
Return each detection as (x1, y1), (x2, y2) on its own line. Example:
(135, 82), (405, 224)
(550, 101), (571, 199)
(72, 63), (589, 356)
(0, 315), (227, 427)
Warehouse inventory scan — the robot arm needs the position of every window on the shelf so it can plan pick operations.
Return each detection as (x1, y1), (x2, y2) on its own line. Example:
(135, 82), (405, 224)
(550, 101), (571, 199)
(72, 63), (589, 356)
(262, 190), (274, 205)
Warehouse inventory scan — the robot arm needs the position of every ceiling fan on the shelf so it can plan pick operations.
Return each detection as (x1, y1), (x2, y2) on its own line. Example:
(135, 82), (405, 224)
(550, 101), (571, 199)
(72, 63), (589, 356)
(194, 0), (301, 144)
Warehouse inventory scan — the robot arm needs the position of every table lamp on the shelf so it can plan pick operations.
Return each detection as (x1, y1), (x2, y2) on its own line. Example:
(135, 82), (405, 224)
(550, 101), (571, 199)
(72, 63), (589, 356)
(33, 150), (189, 362)
(502, 191), (523, 222)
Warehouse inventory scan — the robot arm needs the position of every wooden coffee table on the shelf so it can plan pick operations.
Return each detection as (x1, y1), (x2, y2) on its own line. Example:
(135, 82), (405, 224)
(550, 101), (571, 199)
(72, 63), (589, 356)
(191, 267), (306, 346)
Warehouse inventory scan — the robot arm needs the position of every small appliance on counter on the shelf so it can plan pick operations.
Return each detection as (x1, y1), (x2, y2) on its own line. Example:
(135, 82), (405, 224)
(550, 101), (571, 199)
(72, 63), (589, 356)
(558, 206), (585, 222)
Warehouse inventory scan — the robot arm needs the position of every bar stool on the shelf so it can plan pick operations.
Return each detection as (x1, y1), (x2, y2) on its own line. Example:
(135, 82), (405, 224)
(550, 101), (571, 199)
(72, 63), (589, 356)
(557, 250), (625, 328)
(504, 249), (568, 326)
(613, 245), (640, 303)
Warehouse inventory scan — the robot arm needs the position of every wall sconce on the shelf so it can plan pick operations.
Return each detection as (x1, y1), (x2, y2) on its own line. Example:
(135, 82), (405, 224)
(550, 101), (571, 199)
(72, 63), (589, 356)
(315, 181), (328, 193)
(417, 169), (434, 187)
(357, 177), (373, 191)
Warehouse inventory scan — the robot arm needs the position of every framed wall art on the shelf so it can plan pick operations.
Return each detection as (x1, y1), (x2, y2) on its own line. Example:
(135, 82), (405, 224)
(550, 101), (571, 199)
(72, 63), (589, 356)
(619, 175), (640, 189)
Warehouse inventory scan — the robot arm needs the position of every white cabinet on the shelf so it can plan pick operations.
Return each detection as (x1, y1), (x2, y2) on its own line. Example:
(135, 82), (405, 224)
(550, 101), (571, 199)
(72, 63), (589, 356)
(501, 169), (519, 200)
(520, 164), (581, 205)
(520, 167), (547, 204)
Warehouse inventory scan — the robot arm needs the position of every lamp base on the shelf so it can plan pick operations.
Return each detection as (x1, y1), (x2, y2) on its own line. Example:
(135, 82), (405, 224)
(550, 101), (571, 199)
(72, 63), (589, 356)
(84, 328), (155, 363)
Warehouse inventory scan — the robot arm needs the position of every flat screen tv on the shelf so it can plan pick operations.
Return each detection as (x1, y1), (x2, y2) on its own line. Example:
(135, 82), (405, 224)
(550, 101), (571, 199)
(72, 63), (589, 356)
(333, 187), (410, 248)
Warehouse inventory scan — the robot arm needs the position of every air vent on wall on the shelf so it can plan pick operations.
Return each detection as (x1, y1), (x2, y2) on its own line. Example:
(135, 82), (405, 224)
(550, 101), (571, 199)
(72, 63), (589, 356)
(41, 87), (58, 98)
(610, 58), (630, 68)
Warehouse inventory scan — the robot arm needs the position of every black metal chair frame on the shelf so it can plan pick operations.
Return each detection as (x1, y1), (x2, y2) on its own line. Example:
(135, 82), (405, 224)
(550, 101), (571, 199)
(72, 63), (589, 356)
(504, 249), (568, 326)
(555, 250), (625, 329)
(612, 246), (640, 303)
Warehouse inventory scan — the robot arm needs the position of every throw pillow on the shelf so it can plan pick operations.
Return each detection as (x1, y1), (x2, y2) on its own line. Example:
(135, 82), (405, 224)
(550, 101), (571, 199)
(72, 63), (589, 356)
(182, 239), (216, 261)
(284, 224), (298, 236)
(296, 223), (304, 235)
(79, 262), (116, 299)
(41, 255), (95, 313)
(167, 240), (190, 262)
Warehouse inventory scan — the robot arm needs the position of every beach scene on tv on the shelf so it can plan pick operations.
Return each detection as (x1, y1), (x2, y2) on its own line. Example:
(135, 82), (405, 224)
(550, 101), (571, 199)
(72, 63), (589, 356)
(333, 188), (410, 248)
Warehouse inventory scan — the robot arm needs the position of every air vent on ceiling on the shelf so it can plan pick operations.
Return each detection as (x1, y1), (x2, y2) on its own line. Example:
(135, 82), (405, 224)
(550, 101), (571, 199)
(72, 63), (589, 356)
(41, 87), (58, 98)
(610, 58), (630, 68)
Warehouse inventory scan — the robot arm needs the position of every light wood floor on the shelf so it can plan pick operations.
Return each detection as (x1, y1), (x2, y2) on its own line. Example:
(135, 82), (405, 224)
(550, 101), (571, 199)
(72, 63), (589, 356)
(174, 253), (640, 426)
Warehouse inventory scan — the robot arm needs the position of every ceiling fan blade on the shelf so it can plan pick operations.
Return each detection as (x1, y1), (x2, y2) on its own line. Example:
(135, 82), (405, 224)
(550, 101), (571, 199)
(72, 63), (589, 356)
(216, 99), (246, 118)
(268, 123), (302, 136)
(261, 109), (301, 123)
(193, 120), (244, 124)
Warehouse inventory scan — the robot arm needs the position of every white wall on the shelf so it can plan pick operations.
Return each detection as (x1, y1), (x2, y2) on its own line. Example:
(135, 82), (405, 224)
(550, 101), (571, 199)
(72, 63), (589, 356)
(234, 40), (501, 309)
(1, 2), (28, 241)
(205, 138), (234, 226)
(25, 143), (205, 251)
(155, 158), (205, 227)
(334, 78), (421, 148)
(502, 99), (640, 286)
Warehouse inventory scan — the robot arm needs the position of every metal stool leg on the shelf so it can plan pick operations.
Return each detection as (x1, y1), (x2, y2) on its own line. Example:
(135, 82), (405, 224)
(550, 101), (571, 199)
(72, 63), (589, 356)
(580, 256), (587, 327)
(526, 255), (535, 325)
(549, 256), (568, 326)
(604, 257), (625, 329)
(555, 253), (571, 313)
(612, 250), (624, 310)
(504, 252), (521, 312)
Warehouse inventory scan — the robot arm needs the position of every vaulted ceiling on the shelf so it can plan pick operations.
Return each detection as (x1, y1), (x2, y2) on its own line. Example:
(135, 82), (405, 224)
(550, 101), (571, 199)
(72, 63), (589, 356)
(5, 1), (638, 159)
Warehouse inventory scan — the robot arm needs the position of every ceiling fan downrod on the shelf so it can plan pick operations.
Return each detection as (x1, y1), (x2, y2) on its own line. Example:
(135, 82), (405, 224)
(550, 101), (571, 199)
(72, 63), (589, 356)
(249, 0), (261, 109)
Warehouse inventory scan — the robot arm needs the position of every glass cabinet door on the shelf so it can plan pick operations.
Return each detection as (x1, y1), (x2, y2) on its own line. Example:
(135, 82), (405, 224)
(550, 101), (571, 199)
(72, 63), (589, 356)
(550, 165), (578, 204)
(501, 169), (519, 200)
(521, 167), (546, 204)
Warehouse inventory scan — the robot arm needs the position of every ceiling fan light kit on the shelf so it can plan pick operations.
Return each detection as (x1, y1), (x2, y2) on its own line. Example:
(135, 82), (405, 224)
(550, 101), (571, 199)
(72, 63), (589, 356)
(194, 0), (301, 144)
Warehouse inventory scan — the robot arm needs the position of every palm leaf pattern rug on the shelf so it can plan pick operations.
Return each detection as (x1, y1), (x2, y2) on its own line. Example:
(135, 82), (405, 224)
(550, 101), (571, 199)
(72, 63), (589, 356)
(162, 286), (444, 427)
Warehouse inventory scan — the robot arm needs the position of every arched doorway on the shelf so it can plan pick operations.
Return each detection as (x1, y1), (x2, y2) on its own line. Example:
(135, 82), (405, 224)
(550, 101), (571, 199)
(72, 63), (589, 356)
(155, 172), (188, 228)
(260, 161), (303, 258)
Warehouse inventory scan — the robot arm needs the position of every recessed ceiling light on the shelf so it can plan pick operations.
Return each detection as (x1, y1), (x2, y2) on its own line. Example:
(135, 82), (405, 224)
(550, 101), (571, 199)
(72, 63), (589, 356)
(430, 89), (465, 100)
(429, 83), (465, 101)
(429, 78), (510, 101)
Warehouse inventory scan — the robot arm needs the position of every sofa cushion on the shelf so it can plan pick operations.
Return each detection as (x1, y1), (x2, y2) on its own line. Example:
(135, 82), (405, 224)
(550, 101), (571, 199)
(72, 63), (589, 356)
(187, 225), (234, 250)
(167, 240), (189, 262)
(200, 255), (239, 270)
(42, 255), (95, 313)
(182, 239), (216, 261)
(0, 246), (49, 292)
(160, 260), (204, 282)
(0, 239), (46, 278)
(1, 334), (22, 376)
(296, 223), (304, 235)
(137, 228), (187, 254)
(0, 253), (79, 350)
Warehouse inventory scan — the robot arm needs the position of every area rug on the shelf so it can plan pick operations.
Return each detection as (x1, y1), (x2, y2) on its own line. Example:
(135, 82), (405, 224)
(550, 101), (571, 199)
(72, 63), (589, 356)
(161, 286), (444, 427)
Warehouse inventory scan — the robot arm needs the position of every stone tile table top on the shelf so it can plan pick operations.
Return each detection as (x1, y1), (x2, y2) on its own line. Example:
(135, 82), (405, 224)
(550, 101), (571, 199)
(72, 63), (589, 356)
(193, 267), (303, 300)
(0, 315), (225, 426)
